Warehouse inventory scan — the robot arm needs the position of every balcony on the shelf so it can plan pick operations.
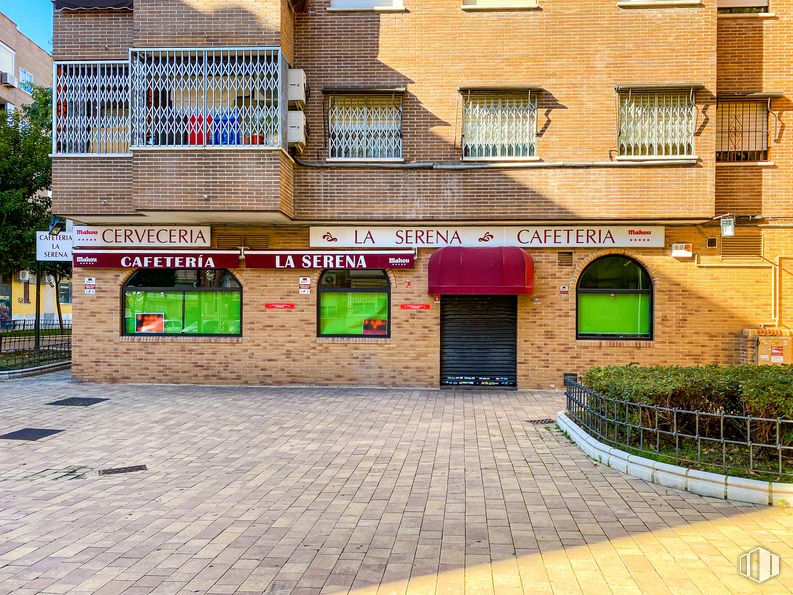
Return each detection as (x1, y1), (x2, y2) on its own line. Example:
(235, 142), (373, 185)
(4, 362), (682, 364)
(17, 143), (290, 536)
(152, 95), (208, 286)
(52, 48), (293, 223)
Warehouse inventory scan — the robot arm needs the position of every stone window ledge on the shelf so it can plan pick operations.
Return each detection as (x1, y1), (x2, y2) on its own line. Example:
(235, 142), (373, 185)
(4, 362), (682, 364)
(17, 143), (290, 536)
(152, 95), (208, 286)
(316, 337), (391, 344)
(121, 336), (243, 343)
(617, 0), (702, 7)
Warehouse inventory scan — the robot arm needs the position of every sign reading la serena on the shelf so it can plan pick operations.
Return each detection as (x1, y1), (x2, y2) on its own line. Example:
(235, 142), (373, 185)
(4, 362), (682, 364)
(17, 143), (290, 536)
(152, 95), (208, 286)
(310, 226), (665, 249)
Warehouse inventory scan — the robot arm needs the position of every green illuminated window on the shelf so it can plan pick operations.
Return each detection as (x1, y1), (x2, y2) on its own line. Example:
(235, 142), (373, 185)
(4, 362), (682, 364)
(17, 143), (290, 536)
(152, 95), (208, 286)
(318, 269), (390, 337)
(123, 269), (241, 336)
(577, 256), (652, 339)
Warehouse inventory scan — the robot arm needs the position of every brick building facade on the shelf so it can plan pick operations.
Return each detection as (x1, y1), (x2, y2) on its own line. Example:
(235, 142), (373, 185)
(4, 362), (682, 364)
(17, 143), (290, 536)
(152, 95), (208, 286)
(52, 0), (793, 388)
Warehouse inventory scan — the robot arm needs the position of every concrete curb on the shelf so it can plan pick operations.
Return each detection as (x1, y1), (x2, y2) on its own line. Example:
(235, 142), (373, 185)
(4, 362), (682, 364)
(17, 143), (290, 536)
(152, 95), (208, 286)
(556, 410), (793, 507)
(0, 362), (71, 381)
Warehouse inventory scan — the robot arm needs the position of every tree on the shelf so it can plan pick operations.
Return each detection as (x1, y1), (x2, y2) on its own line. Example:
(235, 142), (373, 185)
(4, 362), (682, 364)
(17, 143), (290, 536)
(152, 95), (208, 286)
(0, 86), (52, 276)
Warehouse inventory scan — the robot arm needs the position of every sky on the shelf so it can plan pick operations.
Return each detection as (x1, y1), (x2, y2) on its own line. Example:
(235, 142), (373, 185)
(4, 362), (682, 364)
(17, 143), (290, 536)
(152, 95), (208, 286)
(0, 0), (53, 53)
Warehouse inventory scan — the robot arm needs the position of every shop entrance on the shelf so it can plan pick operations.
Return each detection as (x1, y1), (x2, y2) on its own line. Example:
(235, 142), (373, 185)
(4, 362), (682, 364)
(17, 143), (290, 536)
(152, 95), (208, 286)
(440, 295), (518, 388)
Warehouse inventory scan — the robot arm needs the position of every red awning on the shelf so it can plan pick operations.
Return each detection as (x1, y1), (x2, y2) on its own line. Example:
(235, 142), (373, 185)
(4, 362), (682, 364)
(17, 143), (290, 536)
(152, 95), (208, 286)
(428, 247), (534, 295)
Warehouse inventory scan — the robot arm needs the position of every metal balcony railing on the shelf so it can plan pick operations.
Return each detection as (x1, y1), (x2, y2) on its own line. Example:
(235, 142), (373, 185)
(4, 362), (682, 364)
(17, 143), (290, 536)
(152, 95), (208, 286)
(130, 48), (284, 149)
(617, 90), (696, 158)
(462, 92), (538, 160)
(53, 61), (130, 156)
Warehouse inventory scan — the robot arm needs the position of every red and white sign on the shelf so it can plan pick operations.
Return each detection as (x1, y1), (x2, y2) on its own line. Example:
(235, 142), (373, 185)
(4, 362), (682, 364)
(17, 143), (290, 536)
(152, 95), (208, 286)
(265, 303), (295, 310)
(73, 250), (240, 269)
(310, 226), (665, 249)
(771, 346), (785, 363)
(73, 226), (211, 248)
(400, 304), (431, 310)
(245, 250), (415, 269)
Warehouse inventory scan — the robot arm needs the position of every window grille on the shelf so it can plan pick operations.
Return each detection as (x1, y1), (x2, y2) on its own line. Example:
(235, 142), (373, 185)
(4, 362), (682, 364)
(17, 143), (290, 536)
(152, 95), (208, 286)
(617, 90), (696, 158)
(716, 100), (768, 162)
(462, 92), (537, 160)
(327, 94), (402, 160)
(54, 61), (130, 155)
(130, 48), (281, 149)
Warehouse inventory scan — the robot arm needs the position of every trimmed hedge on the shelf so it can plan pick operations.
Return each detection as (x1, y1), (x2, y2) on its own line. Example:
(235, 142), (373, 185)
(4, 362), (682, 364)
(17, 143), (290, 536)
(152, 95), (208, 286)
(583, 364), (793, 420)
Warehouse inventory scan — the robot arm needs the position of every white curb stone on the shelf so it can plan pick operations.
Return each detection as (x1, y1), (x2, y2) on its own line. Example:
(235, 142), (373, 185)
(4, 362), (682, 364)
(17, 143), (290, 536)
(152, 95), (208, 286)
(557, 411), (792, 506)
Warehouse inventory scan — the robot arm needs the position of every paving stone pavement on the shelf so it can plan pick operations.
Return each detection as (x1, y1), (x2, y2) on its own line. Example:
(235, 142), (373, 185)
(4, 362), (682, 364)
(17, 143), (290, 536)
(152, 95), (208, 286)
(0, 372), (791, 594)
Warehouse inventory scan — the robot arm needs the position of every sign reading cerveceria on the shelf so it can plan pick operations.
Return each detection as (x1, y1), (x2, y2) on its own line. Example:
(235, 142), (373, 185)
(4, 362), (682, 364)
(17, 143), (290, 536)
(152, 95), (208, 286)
(73, 226), (211, 247)
(310, 226), (665, 248)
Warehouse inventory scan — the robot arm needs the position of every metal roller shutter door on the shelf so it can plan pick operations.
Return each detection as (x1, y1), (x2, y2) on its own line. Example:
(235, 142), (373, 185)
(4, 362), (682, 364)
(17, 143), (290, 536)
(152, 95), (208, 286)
(440, 295), (517, 387)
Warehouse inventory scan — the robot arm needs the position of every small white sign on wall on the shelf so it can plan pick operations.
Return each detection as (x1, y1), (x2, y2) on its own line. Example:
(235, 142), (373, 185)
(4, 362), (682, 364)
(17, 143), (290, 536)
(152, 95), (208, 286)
(84, 277), (96, 295)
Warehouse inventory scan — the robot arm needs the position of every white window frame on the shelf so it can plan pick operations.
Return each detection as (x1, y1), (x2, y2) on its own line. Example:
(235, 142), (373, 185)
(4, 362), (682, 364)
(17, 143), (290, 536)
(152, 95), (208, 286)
(461, 0), (539, 9)
(461, 91), (538, 162)
(616, 89), (697, 160)
(18, 67), (33, 95)
(0, 42), (15, 78)
(329, 0), (405, 11)
(327, 94), (403, 162)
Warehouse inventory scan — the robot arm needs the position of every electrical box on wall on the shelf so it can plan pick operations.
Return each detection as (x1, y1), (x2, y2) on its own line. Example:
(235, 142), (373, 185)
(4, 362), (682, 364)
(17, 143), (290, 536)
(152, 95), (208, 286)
(757, 336), (793, 365)
(671, 243), (693, 258)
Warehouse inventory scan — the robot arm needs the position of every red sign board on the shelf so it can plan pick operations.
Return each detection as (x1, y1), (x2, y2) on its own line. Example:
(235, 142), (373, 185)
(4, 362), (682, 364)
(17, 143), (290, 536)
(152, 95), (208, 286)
(400, 304), (431, 310)
(245, 250), (414, 269)
(73, 250), (240, 269)
(264, 303), (295, 310)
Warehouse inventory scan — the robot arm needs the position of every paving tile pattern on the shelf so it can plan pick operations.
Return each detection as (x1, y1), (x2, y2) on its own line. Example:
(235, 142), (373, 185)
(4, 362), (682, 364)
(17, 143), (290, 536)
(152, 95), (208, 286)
(0, 372), (791, 594)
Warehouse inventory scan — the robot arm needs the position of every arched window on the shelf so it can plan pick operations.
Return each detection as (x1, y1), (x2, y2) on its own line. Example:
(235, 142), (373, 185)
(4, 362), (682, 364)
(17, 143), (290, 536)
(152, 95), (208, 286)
(123, 269), (241, 336)
(318, 269), (390, 337)
(577, 256), (652, 339)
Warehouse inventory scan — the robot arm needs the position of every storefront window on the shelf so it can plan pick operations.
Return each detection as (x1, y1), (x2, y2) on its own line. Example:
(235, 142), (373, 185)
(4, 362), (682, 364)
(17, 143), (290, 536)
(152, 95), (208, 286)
(577, 256), (652, 339)
(318, 269), (390, 337)
(123, 269), (241, 336)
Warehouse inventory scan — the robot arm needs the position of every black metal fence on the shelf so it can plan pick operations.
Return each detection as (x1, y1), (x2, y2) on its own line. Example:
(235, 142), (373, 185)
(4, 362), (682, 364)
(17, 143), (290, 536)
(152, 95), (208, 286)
(0, 321), (72, 371)
(565, 377), (793, 479)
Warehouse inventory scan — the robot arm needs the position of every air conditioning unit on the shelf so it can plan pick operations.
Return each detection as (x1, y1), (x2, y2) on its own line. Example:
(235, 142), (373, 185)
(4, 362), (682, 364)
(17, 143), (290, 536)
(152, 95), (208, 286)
(1, 72), (17, 88)
(287, 69), (308, 108)
(17, 270), (30, 283)
(287, 110), (306, 147)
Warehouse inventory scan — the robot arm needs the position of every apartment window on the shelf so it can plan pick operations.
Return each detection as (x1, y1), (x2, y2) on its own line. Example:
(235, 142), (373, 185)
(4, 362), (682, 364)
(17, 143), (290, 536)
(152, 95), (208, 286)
(577, 256), (652, 340)
(22, 279), (30, 304)
(329, 0), (404, 9)
(123, 269), (242, 336)
(130, 48), (282, 148)
(58, 282), (72, 305)
(327, 94), (402, 161)
(717, 100), (769, 162)
(18, 68), (33, 94)
(54, 62), (130, 155)
(318, 270), (390, 337)
(717, 0), (768, 13)
(0, 42), (14, 78)
(617, 89), (696, 158)
(462, 91), (537, 161)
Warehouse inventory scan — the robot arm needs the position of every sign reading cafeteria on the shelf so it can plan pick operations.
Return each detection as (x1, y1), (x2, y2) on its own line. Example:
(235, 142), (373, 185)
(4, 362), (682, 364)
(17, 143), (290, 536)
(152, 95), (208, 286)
(310, 226), (665, 248)
(73, 250), (240, 269)
(73, 226), (211, 247)
(245, 250), (415, 269)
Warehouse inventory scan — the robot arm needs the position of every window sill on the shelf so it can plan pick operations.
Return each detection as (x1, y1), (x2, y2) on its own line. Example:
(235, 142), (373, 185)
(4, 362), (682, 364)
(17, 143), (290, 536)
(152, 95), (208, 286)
(718, 12), (775, 18)
(121, 335), (243, 343)
(617, 0), (702, 7)
(327, 6), (407, 12)
(576, 338), (654, 345)
(326, 158), (404, 163)
(462, 156), (540, 163)
(131, 146), (281, 151)
(716, 161), (775, 167)
(615, 155), (698, 163)
(461, 3), (540, 11)
(317, 336), (391, 343)
(52, 153), (133, 158)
